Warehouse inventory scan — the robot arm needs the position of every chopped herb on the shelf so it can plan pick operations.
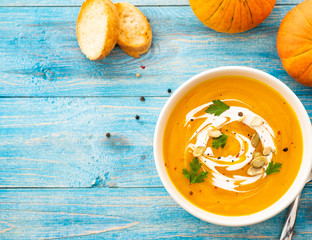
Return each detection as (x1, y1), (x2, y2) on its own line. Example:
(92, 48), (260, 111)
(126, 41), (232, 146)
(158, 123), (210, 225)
(212, 133), (228, 149)
(283, 147), (288, 152)
(182, 157), (208, 184)
(265, 161), (282, 175)
(205, 100), (230, 116)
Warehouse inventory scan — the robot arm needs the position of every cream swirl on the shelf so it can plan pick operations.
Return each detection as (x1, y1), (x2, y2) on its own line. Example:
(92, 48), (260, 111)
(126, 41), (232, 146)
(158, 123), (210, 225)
(185, 100), (276, 193)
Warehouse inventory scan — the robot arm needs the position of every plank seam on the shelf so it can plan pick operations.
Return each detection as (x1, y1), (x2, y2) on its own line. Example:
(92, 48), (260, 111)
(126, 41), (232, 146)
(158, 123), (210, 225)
(0, 186), (167, 189)
(0, 185), (311, 189)
(0, 5), (190, 7)
(0, 96), (171, 98)
(0, 4), (298, 7)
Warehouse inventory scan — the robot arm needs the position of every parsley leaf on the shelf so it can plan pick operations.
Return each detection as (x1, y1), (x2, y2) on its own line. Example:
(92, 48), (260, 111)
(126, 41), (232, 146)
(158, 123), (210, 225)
(205, 100), (230, 116)
(212, 133), (228, 149)
(265, 161), (282, 175)
(182, 157), (208, 184)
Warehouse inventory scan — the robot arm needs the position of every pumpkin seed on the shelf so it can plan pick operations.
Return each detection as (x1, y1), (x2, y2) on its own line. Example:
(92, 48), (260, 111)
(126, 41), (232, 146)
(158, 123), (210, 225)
(271, 147), (276, 153)
(263, 147), (272, 156)
(208, 129), (222, 138)
(253, 151), (262, 158)
(250, 116), (263, 127)
(251, 132), (260, 148)
(247, 166), (264, 176)
(193, 146), (206, 157)
(238, 115), (246, 122)
(251, 156), (268, 168)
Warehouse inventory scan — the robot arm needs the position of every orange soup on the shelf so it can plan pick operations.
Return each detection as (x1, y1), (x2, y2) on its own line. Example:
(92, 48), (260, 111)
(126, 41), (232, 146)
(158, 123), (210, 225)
(163, 76), (303, 216)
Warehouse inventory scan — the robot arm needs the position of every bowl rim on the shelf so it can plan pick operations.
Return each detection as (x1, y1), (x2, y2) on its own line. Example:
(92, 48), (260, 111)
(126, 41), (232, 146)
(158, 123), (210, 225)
(153, 66), (312, 226)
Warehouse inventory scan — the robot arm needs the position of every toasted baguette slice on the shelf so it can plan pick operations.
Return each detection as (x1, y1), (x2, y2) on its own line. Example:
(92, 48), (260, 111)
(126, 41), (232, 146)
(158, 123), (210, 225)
(77, 0), (118, 60)
(115, 2), (152, 58)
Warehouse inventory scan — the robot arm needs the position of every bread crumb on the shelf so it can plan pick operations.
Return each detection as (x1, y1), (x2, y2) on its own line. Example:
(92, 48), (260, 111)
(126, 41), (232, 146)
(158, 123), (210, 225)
(136, 73), (141, 78)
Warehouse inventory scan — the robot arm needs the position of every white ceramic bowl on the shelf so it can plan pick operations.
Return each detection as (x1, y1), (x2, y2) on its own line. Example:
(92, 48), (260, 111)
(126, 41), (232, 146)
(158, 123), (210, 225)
(153, 66), (312, 226)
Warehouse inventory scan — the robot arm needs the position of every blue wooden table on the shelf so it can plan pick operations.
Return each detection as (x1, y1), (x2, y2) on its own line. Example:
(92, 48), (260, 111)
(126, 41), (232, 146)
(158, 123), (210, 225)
(0, 0), (311, 239)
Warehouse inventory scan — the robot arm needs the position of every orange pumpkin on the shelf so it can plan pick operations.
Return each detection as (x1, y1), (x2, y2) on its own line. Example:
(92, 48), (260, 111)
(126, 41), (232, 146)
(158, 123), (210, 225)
(277, 0), (312, 87)
(189, 0), (276, 33)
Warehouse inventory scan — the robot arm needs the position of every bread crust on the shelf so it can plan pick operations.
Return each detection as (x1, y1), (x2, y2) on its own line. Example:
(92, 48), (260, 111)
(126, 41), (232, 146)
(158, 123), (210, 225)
(77, 0), (118, 60)
(277, 0), (312, 87)
(115, 2), (152, 58)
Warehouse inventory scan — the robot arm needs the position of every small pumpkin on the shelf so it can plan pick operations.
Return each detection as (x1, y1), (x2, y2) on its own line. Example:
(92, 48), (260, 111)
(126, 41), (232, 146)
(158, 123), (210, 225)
(277, 0), (312, 87)
(189, 0), (276, 33)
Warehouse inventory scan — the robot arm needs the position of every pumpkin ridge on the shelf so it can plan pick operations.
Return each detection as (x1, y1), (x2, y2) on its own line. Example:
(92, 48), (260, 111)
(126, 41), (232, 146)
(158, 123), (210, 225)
(204, 0), (227, 23)
(251, 0), (264, 16)
(236, 0), (242, 32)
(240, 0), (253, 32)
(283, 47), (312, 60)
(299, 61), (312, 79)
(248, 0), (269, 27)
(238, 0), (245, 32)
(244, 0), (254, 26)
(190, 0), (226, 22)
(214, 0), (236, 31)
(297, 7), (312, 30)
(279, 31), (312, 42)
(262, 0), (274, 9)
(227, 0), (237, 32)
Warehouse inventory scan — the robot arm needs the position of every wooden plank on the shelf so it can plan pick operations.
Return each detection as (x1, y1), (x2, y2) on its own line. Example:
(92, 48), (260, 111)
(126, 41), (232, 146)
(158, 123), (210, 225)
(0, 97), (167, 187)
(0, 97), (311, 188)
(1, 6), (311, 97)
(0, 0), (304, 6)
(0, 187), (311, 239)
(0, 0), (189, 6)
